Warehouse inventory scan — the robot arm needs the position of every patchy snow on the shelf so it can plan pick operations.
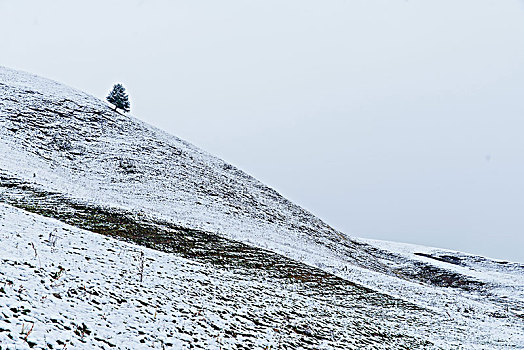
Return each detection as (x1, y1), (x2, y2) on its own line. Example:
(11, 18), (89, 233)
(0, 202), (307, 349)
(1, 65), (523, 348)
(0, 203), (446, 349)
(1, 203), (523, 349)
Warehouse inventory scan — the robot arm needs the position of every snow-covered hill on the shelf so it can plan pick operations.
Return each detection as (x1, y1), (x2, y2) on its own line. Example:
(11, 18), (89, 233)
(1, 66), (523, 348)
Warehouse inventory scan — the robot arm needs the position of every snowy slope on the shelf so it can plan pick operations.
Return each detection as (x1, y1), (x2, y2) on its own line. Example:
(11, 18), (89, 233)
(1, 66), (523, 348)
(0, 203), (445, 349)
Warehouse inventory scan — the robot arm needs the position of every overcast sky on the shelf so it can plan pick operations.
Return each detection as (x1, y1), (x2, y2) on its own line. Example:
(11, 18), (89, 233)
(1, 0), (523, 262)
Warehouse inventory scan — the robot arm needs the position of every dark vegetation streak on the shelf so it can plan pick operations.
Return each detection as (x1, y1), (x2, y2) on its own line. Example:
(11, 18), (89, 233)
(0, 172), (397, 296)
(414, 252), (464, 266)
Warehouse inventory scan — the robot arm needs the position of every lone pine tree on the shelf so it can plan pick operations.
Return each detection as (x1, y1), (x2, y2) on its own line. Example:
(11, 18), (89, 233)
(106, 83), (130, 113)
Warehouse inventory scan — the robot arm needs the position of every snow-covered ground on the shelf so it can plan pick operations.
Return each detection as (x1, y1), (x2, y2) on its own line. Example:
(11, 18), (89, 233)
(2, 203), (523, 349)
(0, 203), (446, 349)
(1, 66), (523, 348)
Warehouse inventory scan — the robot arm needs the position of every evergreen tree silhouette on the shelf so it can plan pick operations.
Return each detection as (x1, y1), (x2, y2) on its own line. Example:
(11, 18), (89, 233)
(106, 83), (130, 113)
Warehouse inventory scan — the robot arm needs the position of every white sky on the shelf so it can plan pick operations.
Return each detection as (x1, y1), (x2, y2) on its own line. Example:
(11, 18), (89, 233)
(1, 0), (523, 262)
